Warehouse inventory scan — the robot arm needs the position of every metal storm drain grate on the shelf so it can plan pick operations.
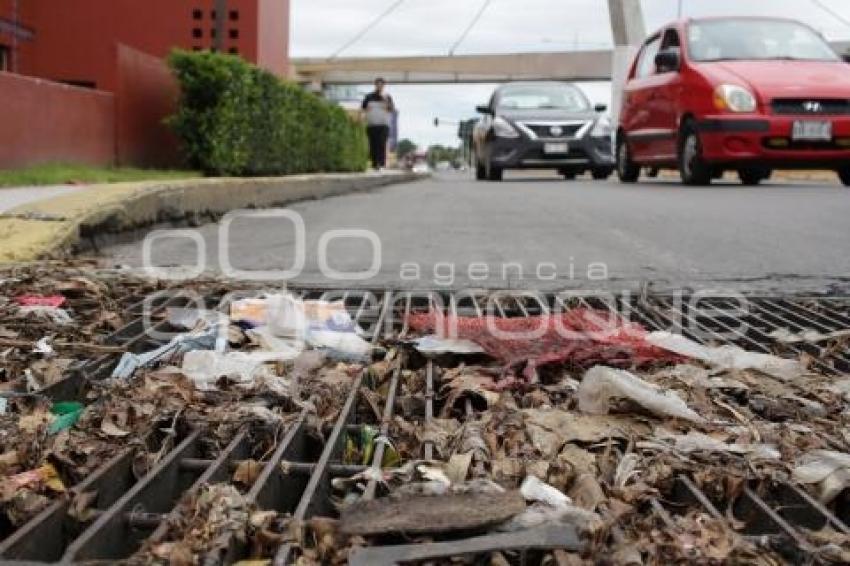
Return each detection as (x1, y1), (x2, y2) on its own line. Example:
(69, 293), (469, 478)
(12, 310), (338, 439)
(2, 289), (850, 564)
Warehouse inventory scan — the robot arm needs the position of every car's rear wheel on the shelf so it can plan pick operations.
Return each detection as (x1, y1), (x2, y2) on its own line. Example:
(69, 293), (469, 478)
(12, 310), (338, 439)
(559, 168), (577, 180)
(592, 168), (613, 181)
(616, 136), (640, 183)
(839, 167), (850, 187)
(678, 122), (712, 186)
(738, 167), (772, 186)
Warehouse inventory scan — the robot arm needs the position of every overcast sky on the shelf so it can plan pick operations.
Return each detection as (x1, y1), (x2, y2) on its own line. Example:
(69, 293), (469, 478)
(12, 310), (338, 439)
(292, 0), (850, 147)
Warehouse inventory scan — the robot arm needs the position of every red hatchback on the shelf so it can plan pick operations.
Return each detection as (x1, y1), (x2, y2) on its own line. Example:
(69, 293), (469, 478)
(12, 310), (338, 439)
(617, 17), (850, 186)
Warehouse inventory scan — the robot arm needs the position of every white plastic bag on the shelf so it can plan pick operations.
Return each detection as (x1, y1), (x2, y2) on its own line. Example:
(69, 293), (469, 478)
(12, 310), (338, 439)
(578, 366), (705, 424)
(646, 331), (805, 381)
(792, 450), (850, 503)
(181, 350), (297, 391)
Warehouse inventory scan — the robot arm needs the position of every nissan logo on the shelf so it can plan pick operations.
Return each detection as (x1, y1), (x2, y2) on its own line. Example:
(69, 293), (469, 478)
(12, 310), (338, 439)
(802, 101), (823, 113)
(550, 125), (564, 136)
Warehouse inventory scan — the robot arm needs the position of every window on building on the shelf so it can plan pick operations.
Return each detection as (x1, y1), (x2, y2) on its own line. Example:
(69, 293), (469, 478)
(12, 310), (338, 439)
(192, 28), (203, 39)
(192, 9), (203, 20)
(229, 29), (239, 39)
(210, 10), (216, 20)
(210, 28), (217, 38)
(229, 47), (239, 54)
(192, 46), (202, 51)
(229, 10), (239, 21)
(0, 45), (9, 72)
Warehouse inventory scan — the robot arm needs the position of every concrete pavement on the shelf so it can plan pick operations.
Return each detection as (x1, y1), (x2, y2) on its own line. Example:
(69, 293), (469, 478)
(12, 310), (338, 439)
(0, 185), (78, 213)
(102, 170), (850, 293)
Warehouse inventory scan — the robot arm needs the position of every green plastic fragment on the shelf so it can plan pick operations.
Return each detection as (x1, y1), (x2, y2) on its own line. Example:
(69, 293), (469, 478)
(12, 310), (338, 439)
(48, 401), (84, 435)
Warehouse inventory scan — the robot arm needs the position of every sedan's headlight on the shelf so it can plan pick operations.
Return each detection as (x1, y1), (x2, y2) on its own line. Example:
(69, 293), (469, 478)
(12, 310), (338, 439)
(713, 84), (757, 113)
(591, 116), (613, 138)
(493, 116), (520, 138)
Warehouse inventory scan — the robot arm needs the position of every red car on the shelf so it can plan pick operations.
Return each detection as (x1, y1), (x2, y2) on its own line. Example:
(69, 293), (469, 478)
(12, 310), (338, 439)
(617, 17), (850, 186)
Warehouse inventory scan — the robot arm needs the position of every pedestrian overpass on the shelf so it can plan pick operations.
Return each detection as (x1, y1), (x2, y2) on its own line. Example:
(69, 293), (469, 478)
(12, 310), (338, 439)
(292, 0), (850, 87)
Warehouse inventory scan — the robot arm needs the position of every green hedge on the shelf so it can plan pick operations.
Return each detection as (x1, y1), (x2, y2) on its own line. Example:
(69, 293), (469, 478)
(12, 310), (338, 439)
(167, 50), (368, 176)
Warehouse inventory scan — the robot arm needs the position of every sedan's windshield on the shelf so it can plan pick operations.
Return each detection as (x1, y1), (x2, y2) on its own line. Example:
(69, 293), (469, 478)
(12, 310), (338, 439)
(496, 85), (590, 111)
(688, 19), (839, 62)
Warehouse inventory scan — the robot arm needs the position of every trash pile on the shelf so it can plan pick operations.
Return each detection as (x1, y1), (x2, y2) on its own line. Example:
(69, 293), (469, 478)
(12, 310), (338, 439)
(304, 310), (850, 565)
(1, 268), (850, 565)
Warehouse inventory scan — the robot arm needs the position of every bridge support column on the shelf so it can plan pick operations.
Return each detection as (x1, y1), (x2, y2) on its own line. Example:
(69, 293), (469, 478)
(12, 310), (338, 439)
(607, 0), (646, 125)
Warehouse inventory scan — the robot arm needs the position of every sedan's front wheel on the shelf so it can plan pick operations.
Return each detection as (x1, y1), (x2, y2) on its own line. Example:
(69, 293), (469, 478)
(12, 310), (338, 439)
(486, 160), (503, 182)
(475, 157), (486, 180)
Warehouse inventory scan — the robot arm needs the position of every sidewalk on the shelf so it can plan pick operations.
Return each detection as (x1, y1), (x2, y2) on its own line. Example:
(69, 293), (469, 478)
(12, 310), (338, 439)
(0, 171), (420, 264)
(0, 185), (79, 213)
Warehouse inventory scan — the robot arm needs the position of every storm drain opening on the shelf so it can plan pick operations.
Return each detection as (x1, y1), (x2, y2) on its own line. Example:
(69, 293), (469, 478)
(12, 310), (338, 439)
(1, 282), (850, 564)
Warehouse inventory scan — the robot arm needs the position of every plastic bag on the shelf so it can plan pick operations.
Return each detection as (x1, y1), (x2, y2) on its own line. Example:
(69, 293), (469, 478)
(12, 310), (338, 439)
(646, 331), (804, 381)
(181, 350), (297, 391)
(578, 366), (705, 424)
(792, 450), (850, 503)
(232, 293), (371, 360)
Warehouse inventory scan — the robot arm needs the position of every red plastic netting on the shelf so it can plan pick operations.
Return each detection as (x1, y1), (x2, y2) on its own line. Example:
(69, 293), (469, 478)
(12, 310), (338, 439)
(408, 308), (681, 372)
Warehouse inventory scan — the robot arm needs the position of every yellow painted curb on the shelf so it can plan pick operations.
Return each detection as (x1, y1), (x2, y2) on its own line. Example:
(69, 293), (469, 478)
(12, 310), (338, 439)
(0, 172), (419, 264)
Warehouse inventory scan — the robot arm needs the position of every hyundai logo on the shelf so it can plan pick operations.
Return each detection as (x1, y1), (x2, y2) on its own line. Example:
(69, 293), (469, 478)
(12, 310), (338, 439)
(802, 101), (823, 113)
(550, 125), (564, 136)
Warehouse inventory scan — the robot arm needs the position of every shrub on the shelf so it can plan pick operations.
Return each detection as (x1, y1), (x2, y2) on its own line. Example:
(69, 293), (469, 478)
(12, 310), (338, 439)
(167, 50), (368, 176)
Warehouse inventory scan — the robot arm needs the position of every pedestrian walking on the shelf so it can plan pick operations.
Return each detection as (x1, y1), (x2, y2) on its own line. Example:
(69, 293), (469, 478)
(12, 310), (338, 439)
(361, 78), (395, 170)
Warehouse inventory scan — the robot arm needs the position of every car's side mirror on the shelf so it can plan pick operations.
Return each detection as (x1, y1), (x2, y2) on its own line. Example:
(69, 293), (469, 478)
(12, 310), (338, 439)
(655, 48), (681, 73)
(476, 104), (494, 115)
(594, 103), (608, 113)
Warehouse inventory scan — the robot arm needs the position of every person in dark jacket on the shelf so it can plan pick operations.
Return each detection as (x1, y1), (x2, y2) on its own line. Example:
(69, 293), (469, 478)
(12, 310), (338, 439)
(361, 78), (395, 170)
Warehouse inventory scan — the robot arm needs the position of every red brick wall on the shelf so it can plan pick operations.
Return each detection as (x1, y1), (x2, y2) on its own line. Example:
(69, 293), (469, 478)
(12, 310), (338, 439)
(115, 44), (182, 168)
(0, 71), (115, 168)
(5, 0), (288, 90)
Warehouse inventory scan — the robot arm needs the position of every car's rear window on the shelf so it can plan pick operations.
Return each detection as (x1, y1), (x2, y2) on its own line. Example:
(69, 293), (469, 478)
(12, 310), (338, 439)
(688, 19), (839, 63)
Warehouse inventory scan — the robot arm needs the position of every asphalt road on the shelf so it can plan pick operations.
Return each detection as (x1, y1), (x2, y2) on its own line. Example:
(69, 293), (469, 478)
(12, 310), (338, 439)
(102, 171), (850, 293)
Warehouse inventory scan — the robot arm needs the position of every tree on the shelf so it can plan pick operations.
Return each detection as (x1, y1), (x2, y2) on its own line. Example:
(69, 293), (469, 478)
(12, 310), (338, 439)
(396, 138), (417, 159)
(427, 144), (461, 167)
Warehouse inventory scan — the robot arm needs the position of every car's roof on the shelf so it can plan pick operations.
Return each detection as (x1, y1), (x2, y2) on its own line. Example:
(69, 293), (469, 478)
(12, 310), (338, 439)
(653, 15), (815, 35)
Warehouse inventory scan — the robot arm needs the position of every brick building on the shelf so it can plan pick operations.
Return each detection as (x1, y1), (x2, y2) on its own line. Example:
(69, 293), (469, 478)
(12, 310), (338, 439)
(0, 1), (291, 168)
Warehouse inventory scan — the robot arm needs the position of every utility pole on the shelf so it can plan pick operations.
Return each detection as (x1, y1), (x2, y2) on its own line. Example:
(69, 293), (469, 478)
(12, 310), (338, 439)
(214, 0), (226, 52)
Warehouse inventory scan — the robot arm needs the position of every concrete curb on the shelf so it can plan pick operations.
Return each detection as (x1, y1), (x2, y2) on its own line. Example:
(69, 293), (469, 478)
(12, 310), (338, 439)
(0, 171), (420, 263)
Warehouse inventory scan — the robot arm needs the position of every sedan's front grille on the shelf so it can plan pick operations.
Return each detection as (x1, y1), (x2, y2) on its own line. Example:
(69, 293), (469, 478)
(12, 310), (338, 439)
(771, 98), (850, 115)
(520, 122), (587, 139)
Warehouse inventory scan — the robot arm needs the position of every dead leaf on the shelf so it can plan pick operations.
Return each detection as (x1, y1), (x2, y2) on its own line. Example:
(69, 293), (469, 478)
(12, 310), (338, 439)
(100, 419), (130, 437)
(233, 459), (264, 487)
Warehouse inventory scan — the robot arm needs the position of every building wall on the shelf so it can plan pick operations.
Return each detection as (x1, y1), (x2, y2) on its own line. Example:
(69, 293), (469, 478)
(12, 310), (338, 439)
(0, 0), (290, 169)
(0, 71), (115, 168)
(258, 0), (291, 78)
(115, 44), (182, 167)
(3, 0), (288, 90)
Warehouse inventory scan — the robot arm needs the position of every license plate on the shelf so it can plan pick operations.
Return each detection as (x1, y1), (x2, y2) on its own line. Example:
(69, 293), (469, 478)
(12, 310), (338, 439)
(544, 142), (569, 154)
(792, 120), (832, 141)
